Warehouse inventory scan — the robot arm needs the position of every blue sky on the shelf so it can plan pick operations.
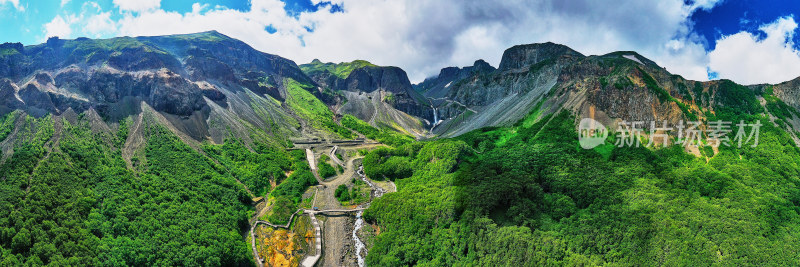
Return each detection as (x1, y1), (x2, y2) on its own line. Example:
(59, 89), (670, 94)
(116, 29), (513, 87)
(0, 0), (799, 85)
(690, 0), (800, 50)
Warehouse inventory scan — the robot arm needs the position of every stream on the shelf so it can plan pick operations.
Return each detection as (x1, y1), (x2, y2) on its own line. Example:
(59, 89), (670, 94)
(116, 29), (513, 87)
(353, 165), (387, 267)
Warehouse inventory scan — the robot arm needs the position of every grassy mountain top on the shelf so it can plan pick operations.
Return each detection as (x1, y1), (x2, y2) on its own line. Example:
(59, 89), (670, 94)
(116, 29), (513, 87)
(300, 59), (377, 79)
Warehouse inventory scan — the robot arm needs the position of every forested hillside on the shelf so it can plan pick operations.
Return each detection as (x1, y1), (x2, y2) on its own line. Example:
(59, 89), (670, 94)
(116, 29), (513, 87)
(0, 111), (261, 265)
(362, 87), (800, 265)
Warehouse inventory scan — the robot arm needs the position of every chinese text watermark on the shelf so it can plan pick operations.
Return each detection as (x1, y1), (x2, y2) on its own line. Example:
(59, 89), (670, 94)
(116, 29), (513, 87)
(579, 119), (762, 149)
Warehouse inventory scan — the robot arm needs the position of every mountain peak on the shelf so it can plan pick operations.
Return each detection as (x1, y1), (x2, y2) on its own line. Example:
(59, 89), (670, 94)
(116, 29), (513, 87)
(498, 42), (584, 70)
(163, 30), (233, 41)
(472, 59), (496, 72)
(299, 59), (377, 79)
(599, 51), (660, 67)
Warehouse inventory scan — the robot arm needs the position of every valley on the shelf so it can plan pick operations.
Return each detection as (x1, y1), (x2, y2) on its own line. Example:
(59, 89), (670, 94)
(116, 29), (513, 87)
(249, 141), (390, 267)
(1, 30), (800, 266)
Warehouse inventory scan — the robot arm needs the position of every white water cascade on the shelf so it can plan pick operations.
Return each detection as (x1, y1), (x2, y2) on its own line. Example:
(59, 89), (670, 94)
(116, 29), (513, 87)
(353, 211), (366, 267)
(430, 106), (442, 132)
(352, 165), (387, 267)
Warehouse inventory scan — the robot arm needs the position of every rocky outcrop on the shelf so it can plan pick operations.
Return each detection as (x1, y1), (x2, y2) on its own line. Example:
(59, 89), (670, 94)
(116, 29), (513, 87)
(0, 42), (26, 79)
(54, 67), (88, 92)
(18, 83), (56, 116)
(34, 72), (54, 85)
(415, 59), (497, 99)
(300, 60), (434, 122)
(340, 66), (431, 121)
(141, 31), (314, 86)
(185, 54), (237, 82)
(773, 77), (800, 111)
(0, 79), (24, 112)
(196, 82), (227, 102)
(144, 69), (206, 116)
(108, 46), (183, 72)
(498, 42), (584, 70)
(344, 67), (410, 93)
(0, 31), (316, 146)
(427, 44), (713, 138)
(239, 72), (283, 101)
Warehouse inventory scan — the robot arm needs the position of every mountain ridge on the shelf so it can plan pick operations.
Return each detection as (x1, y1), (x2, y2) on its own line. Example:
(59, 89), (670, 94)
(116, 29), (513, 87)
(3, 31), (800, 266)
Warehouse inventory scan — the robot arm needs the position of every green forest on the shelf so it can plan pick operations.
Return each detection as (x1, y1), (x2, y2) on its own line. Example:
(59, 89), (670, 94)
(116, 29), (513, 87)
(0, 111), (294, 266)
(362, 95), (800, 265)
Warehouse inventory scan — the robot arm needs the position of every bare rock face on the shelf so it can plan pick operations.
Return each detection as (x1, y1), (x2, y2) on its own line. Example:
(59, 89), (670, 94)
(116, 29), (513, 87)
(299, 60), (434, 122)
(773, 77), (800, 110)
(303, 62), (348, 92)
(239, 72), (282, 101)
(185, 52), (237, 82)
(423, 44), (719, 138)
(415, 59), (497, 99)
(85, 69), (139, 103)
(108, 47), (183, 72)
(499, 42), (584, 70)
(145, 69), (206, 116)
(0, 31), (310, 145)
(343, 66), (432, 120)
(0, 42), (26, 79)
(34, 72), (54, 85)
(54, 67), (88, 92)
(345, 67), (412, 94)
(196, 82), (227, 102)
(141, 31), (314, 86)
(18, 83), (56, 116)
(0, 79), (23, 111)
(0, 31), (314, 118)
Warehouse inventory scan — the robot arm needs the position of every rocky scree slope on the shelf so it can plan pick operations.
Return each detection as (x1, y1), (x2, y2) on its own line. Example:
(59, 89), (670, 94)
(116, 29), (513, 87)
(0, 31), (337, 153)
(301, 60), (431, 137)
(416, 42), (789, 140)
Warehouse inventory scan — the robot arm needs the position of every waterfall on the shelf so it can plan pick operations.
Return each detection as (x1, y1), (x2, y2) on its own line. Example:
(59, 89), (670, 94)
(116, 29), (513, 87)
(430, 106), (441, 132)
(433, 106), (438, 124)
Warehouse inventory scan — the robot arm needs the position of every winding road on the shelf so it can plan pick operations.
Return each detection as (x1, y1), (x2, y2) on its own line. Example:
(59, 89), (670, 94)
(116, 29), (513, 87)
(330, 146), (344, 167)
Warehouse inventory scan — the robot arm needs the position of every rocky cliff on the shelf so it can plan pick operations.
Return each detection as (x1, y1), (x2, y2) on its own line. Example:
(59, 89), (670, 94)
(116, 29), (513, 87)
(2, 32), (799, 147)
(0, 31), (333, 152)
(417, 42), (783, 140)
(498, 42), (584, 70)
(414, 59), (496, 100)
(300, 60), (430, 136)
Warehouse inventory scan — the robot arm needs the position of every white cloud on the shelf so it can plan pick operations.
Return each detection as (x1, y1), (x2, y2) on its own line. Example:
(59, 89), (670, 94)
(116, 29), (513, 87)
(119, 0), (720, 82)
(113, 0), (160, 12)
(42, 3), (118, 40)
(191, 3), (208, 14)
(39, 0), (731, 83)
(85, 12), (116, 37)
(709, 16), (800, 85)
(0, 0), (23, 11)
(61, 0), (71, 7)
(44, 15), (74, 38)
(689, 0), (724, 11)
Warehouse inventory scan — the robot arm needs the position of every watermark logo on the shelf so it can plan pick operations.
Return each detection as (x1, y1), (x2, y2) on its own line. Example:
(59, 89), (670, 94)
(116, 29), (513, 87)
(578, 118), (608, 149)
(577, 119), (763, 149)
